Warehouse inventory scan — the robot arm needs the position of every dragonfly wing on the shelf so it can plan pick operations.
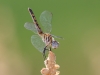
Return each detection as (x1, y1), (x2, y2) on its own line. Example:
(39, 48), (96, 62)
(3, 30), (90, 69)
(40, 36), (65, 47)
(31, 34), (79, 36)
(40, 10), (52, 33)
(31, 35), (45, 53)
(52, 34), (64, 39)
(24, 22), (38, 34)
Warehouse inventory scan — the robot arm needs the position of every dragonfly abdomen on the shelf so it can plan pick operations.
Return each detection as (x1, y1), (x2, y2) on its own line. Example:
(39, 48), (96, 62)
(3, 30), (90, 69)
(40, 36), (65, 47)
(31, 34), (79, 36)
(28, 8), (43, 34)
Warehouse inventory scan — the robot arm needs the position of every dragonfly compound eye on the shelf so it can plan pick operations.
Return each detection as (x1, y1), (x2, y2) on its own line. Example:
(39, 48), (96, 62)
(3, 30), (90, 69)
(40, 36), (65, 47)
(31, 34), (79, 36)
(52, 41), (59, 49)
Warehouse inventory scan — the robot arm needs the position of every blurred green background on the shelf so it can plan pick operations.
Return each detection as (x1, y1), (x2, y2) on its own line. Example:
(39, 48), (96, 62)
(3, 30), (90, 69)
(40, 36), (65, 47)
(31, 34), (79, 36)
(0, 0), (100, 75)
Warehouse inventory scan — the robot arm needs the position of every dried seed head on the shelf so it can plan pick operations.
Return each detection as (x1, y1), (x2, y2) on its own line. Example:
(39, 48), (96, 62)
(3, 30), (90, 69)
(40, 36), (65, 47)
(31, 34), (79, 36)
(41, 51), (60, 75)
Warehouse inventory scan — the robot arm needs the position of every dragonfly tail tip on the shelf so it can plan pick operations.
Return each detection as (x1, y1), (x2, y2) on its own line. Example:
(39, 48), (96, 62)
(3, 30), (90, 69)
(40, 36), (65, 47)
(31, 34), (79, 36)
(28, 7), (31, 10)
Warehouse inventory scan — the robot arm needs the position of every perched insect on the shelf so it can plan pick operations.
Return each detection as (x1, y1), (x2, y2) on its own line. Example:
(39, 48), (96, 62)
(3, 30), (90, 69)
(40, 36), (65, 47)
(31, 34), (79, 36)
(24, 8), (62, 59)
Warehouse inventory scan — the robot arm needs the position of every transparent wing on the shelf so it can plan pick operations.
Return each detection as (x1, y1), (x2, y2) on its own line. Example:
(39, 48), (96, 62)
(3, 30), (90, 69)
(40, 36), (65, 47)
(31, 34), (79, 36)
(40, 10), (52, 33)
(31, 35), (45, 53)
(24, 22), (38, 34)
(52, 34), (64, 39)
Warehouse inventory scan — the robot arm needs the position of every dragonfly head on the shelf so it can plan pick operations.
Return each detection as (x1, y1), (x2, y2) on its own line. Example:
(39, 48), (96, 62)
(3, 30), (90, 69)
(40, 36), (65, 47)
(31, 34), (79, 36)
(51, 41), (59, 49)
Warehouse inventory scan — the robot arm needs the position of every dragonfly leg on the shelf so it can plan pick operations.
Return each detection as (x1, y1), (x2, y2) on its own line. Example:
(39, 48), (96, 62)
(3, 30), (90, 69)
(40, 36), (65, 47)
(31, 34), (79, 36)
(43, 46), (52, 60)
(43, 46), (48, 60)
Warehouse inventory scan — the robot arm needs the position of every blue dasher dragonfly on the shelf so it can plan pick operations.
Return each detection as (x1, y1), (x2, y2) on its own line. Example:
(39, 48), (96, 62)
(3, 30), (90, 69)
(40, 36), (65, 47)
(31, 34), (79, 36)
(24, 8), (62, 59)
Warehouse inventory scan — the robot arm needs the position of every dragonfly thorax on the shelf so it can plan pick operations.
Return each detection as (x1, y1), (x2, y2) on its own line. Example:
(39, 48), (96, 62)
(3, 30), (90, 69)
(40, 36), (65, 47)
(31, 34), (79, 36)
(41, 33), (52, 45)
(41, 33), (59, 49)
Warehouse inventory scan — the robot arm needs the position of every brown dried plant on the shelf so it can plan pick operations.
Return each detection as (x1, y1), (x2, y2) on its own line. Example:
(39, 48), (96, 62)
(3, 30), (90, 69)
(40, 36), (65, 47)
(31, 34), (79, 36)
(41, 51), (60, 75)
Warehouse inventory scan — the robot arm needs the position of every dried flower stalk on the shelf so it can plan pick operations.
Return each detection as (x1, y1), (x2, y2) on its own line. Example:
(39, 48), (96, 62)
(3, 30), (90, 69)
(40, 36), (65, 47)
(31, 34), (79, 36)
(41, 51), (60, 75)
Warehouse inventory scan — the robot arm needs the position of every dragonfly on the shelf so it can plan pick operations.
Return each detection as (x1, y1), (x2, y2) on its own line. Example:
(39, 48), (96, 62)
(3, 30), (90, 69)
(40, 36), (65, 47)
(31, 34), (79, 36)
(24, 8), (62, 59)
